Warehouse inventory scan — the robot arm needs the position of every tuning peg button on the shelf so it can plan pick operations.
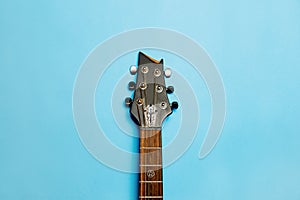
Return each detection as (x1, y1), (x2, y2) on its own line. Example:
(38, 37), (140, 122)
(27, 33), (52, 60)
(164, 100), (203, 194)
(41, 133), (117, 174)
(166, 86), (174, 94)
(128, 81), (136, 90)
(164, 68), (172, 78)
(125, 97), (133, 107)
(171, 101), (179, 110)
(129, 65), (137, 75)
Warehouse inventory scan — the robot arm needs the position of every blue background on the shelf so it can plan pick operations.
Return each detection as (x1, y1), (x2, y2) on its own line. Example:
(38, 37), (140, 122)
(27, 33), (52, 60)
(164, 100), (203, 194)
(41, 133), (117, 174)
(1, 0), (300, 199)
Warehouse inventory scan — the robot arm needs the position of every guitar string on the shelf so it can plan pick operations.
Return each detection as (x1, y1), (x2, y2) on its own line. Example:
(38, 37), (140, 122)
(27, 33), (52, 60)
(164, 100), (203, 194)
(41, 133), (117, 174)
(154, 76), (163, 198)
(152, 76), (157, 198)
(142, 72), (146, 199)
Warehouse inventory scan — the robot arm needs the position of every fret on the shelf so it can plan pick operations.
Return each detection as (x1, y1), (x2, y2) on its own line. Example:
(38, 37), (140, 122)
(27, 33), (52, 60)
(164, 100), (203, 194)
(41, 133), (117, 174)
(139, 196), (163, 198)
(140, 147), (162, 149)
(139, 181), (162, 183)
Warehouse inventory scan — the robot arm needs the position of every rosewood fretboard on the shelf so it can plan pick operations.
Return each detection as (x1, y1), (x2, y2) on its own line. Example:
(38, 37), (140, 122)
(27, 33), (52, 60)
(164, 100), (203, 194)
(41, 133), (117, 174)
(139, 129), (163, 200)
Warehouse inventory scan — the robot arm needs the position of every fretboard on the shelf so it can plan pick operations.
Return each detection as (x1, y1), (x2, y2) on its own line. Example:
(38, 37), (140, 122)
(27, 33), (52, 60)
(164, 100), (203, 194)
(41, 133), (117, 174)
(139, 128), (163, 200)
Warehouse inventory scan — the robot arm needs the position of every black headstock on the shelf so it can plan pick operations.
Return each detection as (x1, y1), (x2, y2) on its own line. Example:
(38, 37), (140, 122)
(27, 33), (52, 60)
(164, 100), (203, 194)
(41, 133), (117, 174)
(125, 52), (178, 128)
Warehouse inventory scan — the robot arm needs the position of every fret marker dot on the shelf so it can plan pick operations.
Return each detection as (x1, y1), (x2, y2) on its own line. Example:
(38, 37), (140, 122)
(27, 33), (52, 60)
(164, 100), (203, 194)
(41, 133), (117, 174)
(147, 170), (155, 178)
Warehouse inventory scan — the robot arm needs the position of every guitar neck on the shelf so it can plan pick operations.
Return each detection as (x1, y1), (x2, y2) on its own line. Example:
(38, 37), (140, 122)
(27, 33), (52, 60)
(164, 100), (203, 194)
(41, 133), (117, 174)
(139, 128), (163, 200)
(126, 52), (178, 199)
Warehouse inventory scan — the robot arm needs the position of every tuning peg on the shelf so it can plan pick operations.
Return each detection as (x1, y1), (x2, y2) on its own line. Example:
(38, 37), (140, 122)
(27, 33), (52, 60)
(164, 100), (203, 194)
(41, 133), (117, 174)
(164, 68), (172, 78)
(129, 65), (137, 75)
(125, 97), (133, 107)
(171, 101), (179, 110)
(128, 81), (136, 90)
(166, 86), (174, 94)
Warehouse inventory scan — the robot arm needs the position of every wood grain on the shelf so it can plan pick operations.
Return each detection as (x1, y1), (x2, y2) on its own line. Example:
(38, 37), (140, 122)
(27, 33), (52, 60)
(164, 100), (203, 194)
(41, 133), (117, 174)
(139, 129), (163, 200)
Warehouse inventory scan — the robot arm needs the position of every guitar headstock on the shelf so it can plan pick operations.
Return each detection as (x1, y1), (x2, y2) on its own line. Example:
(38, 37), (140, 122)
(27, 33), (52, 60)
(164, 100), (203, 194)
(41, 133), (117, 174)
(125, 52), (178, 128)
